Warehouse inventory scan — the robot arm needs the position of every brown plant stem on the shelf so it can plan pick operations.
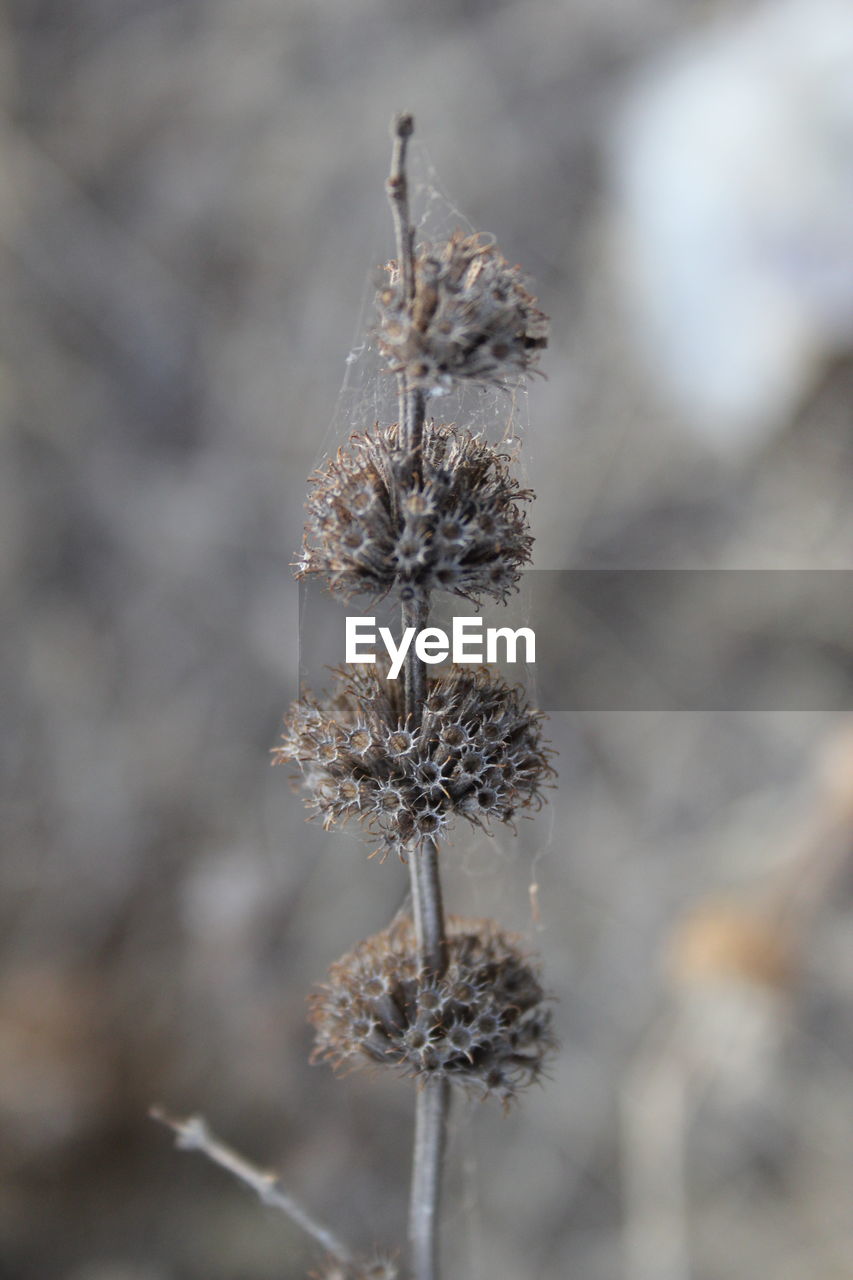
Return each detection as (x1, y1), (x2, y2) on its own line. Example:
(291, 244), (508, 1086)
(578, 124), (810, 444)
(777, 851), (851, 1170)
(388, 110), (449, 1280)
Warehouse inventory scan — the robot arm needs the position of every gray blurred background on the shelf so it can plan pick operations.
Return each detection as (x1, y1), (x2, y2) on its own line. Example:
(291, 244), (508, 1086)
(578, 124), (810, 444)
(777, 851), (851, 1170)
(3, 1), (853, 1278)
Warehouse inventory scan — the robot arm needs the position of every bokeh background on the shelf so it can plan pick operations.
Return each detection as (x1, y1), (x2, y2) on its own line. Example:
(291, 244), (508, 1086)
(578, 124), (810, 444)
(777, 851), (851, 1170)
(3, 1), (853, 1277)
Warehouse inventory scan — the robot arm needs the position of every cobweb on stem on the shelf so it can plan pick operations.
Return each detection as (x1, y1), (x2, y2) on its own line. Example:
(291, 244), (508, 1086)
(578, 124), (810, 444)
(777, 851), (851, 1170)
(315, 138), (535, 479)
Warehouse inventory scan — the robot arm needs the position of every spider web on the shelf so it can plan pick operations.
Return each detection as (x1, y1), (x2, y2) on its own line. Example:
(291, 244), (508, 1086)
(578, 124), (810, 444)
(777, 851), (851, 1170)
(313, 137), (533, 467)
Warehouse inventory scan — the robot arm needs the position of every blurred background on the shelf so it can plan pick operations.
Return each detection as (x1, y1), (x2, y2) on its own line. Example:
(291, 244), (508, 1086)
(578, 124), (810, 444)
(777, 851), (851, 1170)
(2, 0), (853, 1277)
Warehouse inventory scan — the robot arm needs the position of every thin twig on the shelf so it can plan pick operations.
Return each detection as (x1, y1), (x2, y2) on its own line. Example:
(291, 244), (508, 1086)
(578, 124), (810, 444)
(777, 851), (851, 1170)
(387, 113), (425, 461)
(386, 111), (449, 1280)
(387, 113), (417, 452)
(387, 113), (416, 310)
(150, 1106), (353, 1266)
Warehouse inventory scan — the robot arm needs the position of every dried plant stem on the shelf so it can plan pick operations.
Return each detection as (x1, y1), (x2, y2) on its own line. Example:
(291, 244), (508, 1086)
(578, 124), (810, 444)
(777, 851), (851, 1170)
(410, 835), (448, 976)
(404, 635), (449, 1274)
(404, 385), (426, 455)
(388, 111), (449, 1280)
(410, 1079), (450, 1280)
(387, 113), (416, 309)
(402, 592), (429, 744)
(387, 114), (426, 458)
(150, 1107), (353, 1265)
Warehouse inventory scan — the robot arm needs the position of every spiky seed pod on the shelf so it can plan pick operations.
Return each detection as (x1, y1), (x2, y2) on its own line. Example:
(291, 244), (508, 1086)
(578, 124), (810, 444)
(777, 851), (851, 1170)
(309, 916), (556, 1104)
(297, 421), (533, 604)
(273, 665), (553, 856)
(376, 230), (549, 391)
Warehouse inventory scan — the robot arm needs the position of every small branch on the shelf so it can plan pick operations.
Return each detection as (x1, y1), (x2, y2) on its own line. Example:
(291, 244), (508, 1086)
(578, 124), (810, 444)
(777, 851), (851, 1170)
(150, 1106), (353, 1266)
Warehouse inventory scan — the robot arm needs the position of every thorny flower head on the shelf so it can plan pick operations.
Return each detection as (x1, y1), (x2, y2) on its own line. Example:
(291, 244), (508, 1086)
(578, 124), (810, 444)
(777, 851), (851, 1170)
(376, 230), (549, 391)
(297, 421), (533, 604)
(309, 916), (556, 1104)
(273, 665), (553, 857)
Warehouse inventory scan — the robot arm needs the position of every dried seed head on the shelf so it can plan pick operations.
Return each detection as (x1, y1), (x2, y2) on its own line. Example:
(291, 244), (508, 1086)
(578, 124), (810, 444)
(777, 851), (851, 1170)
(376, 230), (549, 391)
(272, 665), (554, 857)
(309, 916), (556, 1103)
(297, 422), (533, 604)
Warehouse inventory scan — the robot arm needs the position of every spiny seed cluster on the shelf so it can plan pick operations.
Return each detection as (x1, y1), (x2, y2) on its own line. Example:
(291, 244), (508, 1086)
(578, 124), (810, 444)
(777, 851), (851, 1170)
(297, 421), (533, 604)
(273, 665), (552, 855)
(376, 230), (549, 391)
(309, 916), (555, 1103)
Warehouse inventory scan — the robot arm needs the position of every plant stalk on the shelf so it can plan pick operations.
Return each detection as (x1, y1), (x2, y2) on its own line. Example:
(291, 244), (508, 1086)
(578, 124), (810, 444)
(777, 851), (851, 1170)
(409, 1078), (450, 1280)
(388, 110), (449, 1280)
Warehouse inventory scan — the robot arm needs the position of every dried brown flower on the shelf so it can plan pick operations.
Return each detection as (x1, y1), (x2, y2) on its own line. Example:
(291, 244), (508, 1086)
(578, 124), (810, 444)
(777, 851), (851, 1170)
(376, 230), (549, 390)
(297, 421), (533, 604)
(273, 665), (553, 856)
(309, 916), (556, 1104)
